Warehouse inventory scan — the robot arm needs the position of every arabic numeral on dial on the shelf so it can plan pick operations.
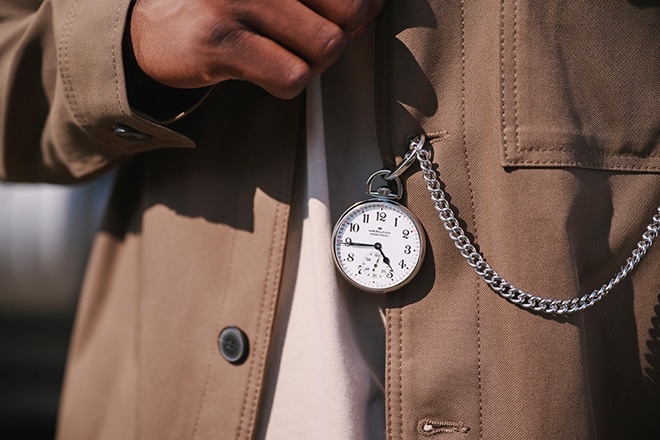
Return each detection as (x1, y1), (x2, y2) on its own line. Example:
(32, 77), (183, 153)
(362, 214), (370, 223)
(399, 259), (407, 269)
(344, 237), (352, 246)
(403, 245), (412, 254)
(376, 211), (387, 222)
(402, 229), (410, 239)
(394, 217), (398, 227)
(349, 223), (360, 232)
(386, 271), (394, 279)
(347, 253), (355, 262)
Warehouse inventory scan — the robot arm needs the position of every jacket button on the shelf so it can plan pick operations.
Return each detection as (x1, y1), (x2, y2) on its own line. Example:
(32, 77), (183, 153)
(218, 326), (249, 365)
(113, 124), (152, 141)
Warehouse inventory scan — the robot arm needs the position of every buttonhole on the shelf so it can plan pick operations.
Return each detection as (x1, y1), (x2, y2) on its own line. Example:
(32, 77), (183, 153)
(425, 131), (450, 142)
(417, 419), (469, 436)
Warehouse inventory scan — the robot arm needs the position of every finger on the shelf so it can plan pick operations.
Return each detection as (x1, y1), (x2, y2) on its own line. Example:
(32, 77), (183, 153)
(299, 0), (383, 34)
(245, 0), (347, 75)
(210, 29), (312, 99)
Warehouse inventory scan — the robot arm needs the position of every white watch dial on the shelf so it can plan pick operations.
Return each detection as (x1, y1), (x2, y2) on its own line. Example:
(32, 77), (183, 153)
(332, 199), (426, 293)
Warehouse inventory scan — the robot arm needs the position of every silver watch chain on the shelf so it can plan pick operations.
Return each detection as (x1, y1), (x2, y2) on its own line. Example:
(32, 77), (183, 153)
(383, 135), (660, 315)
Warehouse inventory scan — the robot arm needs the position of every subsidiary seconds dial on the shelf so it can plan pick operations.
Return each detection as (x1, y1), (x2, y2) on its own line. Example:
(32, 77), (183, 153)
(332, 199), (426, 293)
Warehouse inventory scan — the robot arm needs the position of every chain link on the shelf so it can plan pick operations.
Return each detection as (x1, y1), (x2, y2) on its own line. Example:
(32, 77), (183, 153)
(407, 135), (660, 315)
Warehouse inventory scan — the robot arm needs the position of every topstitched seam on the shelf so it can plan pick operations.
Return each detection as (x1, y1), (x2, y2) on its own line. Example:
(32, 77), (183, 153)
(515, 146), (660, 157)
(398, 290), (404, 440)
(383, 5), (398, 438)
(189, 227), (239, 440)
(236, 202), (276, 439)
(499, 0), (509, 163)
(386, 304), (394, 440)
(112, 1), (128, 119)
(507, 159), (660, 171)
(512, 0), (521, 156)
(475, 279), (484, 439)
(247, 134), (296, 439)
(460, 1), (483, 437)
(189, 343), (215, 440)
(246, 202), (282, 439)
(58, 0), (87, 127)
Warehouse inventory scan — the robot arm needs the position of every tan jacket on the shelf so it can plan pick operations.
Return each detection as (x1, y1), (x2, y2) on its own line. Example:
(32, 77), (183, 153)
(1, 0), (659, 439)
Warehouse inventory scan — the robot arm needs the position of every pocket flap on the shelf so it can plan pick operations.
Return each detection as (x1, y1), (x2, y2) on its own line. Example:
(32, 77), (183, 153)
(500, 0), (660, 172)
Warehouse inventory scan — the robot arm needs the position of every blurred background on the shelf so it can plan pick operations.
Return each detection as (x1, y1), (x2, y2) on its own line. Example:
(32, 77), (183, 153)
(0, 174), (114, 438)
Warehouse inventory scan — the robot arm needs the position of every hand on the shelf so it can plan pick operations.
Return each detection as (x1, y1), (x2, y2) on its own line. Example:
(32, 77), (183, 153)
(343, 240), (376, 247)
(373, 242), (393, 269)
(130, 0), (383, 99)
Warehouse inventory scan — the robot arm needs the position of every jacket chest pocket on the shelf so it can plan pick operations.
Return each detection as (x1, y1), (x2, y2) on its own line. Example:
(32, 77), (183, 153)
(499, 0), (660, 173)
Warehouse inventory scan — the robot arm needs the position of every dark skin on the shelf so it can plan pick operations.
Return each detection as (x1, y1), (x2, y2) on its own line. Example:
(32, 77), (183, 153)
(130, 0), (384, 99)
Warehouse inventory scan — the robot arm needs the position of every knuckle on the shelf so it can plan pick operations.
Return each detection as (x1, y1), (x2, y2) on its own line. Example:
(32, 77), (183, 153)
(206, 20), (245, 46)
(338, 0), (369, 29)
(313, 23), (346, 64)
(199, 27), (252, 82)
(278, 62), (311, 99)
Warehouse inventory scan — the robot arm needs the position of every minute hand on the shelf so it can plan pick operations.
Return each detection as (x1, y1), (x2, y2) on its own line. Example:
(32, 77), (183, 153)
(374, 242), (393, 268)
(345, 241), (377, 247)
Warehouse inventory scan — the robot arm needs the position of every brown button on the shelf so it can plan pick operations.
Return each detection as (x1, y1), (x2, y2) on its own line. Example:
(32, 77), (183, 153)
(218, 326), (249, 365)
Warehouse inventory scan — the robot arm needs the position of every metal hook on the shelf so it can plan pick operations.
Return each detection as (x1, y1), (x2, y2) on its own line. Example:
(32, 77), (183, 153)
(383, 134), (427, 181)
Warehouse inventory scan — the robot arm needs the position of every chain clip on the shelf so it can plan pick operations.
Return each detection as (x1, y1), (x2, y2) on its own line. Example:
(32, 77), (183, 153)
(383, 134), (427, 181)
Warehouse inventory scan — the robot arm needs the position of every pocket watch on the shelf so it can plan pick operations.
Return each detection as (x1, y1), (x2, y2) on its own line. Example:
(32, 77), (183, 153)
(332, 170), (426, 293)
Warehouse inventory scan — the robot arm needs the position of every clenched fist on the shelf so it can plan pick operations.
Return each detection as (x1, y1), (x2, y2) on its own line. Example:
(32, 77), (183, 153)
(130, 0), (383, 99)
